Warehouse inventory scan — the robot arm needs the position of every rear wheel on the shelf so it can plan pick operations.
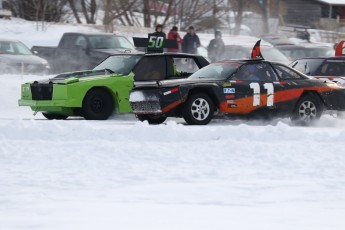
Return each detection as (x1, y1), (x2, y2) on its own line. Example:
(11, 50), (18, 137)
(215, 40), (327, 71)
(137, 114), (167, 124)
(291, 95), (323, 125)
(182, 93), (214, 125)
(42, 113), (68, 120)
(82, 88), (114, 120)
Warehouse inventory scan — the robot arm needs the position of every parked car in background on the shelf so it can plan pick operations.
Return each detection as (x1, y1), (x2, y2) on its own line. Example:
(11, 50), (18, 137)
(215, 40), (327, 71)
(18, 52), (209, 120)
(276, 44), (334, 61)
(219, 44), (290, 65)
(289, 40), (345, 86)
(290, 57), (345, 86)
(0, 38), (50, 74)
(31, 32), (136, 73)
(260, 34), (296, 46)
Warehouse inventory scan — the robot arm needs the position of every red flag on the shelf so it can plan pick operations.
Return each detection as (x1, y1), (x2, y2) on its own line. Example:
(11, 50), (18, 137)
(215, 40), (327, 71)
(251, 40), (263, 59)
(335, 40), (345, 56)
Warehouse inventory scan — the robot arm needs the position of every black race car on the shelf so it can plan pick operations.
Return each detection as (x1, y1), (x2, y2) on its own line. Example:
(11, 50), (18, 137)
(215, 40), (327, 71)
(289, 41), (345, 86)
(129, 59), (345, 125)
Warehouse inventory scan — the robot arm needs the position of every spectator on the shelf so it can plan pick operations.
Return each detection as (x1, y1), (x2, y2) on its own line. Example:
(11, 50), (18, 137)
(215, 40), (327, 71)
(151, 24), (166, 39)
(167, 26), (182, 52)
(207, 31), (225, 62)
(182, 26), (201, 54)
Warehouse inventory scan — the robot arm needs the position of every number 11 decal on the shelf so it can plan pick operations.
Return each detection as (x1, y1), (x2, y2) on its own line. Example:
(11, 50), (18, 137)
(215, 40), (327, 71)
(249, 83), (274, 107)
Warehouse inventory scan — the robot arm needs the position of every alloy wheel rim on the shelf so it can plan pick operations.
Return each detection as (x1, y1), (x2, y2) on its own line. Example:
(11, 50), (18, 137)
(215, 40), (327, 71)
(191, 98), (210, 121)
(298, 101), (317, 120)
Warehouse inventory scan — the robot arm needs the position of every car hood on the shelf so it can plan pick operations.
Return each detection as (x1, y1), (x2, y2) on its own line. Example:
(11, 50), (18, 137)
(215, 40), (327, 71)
(0, 54), (48, 64)
(30, 69), (124, 85)
(93, 48), (137, 55)
(159, 78), (222, 87)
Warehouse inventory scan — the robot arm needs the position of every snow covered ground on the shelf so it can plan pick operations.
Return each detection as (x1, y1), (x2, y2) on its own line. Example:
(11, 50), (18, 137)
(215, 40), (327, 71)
(1, 18), (345, 230)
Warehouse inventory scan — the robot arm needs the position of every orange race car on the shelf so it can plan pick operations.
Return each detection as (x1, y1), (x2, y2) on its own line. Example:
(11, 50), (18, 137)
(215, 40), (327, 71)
(129, 41), (345, 125)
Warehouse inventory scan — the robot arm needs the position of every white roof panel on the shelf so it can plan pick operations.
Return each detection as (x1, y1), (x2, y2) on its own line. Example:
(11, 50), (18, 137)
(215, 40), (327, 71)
(315, 0), (345, 5)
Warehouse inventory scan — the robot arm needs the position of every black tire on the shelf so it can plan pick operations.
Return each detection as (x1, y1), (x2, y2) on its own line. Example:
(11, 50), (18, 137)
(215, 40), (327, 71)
(42, 113), (68, 120)
(137, 114), (167, 124)
(82, 88), (114, 120)
(182, 93), (214, 125)
(291, 95), (323, 125)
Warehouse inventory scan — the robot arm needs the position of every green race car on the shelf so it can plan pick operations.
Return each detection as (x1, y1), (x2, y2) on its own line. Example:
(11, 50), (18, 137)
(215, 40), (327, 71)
(18, 52), (209, 120)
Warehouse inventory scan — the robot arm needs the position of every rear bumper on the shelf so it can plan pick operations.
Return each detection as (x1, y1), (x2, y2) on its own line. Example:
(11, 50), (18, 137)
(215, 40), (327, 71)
(129, 87), (183, 114)
(129, 90), (162, 114)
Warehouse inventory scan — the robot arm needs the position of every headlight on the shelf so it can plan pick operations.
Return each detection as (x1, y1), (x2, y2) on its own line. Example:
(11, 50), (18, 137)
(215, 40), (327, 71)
(22, 85), (30, 97)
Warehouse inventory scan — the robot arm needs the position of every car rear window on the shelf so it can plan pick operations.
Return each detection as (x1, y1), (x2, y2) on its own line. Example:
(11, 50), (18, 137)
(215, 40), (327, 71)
(289, 59), (324, 75)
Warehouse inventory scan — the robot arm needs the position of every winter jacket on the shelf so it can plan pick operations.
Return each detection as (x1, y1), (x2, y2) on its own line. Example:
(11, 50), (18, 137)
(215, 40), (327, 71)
(207, 38), (225, 62)
(167, 30), (182, 52)
(182, 33), (201, 54)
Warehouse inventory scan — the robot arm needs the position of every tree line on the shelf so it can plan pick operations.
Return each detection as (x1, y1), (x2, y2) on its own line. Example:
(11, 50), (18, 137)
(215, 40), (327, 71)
(3, 0), (273, 34)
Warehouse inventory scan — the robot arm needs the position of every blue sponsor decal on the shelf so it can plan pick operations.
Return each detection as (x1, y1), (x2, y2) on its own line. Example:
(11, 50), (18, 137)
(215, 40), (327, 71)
(223, 88), (235, 94)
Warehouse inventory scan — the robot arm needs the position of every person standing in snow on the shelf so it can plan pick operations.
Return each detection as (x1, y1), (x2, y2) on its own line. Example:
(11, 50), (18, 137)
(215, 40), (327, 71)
(207, 30), (225, 62)
(167, 26), (182, 52)
(151, 24), (166, 39)
(182, 26), (201, 54)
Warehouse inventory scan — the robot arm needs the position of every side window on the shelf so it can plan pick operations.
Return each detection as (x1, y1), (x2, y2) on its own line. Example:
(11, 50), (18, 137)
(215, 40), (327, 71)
(75, 36), (87, 49)
(319, 62), (345, 76)
(273, 64), (305, 80)
(133, 56), (166, 81)
(173, 57), (199, 74)
(232, 63), (277, 82)
(59, 35), (78, 49)
(0, 42), (14, 54)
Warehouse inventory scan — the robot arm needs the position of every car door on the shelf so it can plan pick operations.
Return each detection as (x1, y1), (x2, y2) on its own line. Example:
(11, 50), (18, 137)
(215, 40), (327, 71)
(222, 62), (279, 115)
(133, 56), (167, 81)
(271, 63), (310, 113)
(168, 55), (203, 79)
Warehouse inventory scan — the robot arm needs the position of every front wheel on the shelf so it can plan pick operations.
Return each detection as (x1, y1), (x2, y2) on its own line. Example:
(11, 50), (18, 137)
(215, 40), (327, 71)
(42, 113), (68, 120)
(82, 88), (114, 120)
(291, 95), (323, 125)
(137, 114), (167, 124)
(182, 93), (214, 125)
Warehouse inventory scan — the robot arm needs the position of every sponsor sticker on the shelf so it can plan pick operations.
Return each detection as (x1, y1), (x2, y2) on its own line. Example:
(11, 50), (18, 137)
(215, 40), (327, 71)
(163, 87), (179, 96)
(225, 94), (235, 99)
(223, 82), (232, 87)
(223, 88), (235, 94)
(228, 104), (237, 108)
(226, 100), (234, 103)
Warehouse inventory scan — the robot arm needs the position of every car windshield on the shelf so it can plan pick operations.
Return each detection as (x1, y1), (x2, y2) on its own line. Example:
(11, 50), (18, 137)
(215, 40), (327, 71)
(93, 55), (142, 75)
(88, 35), (134, 49)
(189, 62), (240, 80)
(0, 41), (32, 55)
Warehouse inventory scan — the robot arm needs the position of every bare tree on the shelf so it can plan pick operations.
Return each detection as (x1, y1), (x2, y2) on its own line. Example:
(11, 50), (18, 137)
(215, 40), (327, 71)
(257, 0), (269, 34)
(142, 0), (151, 27)
(7, 0), (68, 22)
(168, 0), (227, 31)
(81, 0), (97, 24)
(68, 0), (82, 23)
(232, 0), (245, 35)
(102, 0), (139, 32)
